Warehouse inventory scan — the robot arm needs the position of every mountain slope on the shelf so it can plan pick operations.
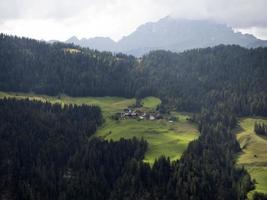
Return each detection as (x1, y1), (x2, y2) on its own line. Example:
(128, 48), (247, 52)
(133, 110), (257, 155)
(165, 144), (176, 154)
(66, 17), (267, 56)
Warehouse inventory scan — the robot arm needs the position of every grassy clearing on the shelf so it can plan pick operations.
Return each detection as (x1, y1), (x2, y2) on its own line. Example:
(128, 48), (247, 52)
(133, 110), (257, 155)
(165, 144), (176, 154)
(141, 96), (161, 110)
(0, 91), (198, 164)
(63, 48), (81, 53)
(0, 91), (135, 117)
(170, 111), (192, 123)
(236, 117), (267, 196)
(96, 118), (198, 164)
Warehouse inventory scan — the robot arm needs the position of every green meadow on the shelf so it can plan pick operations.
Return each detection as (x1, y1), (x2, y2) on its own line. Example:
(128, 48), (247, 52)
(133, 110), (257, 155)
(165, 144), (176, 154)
(236, 117), (267, 197)
(140, 96), (161, 109)
(96, 115), (198, 164)
(0, 91), (199, 164)
(0, 91), (135, 116)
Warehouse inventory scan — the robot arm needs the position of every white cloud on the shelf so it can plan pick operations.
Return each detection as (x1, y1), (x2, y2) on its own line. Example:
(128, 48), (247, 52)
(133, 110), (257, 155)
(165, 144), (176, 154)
(0, 0), (267, 40)
(235, 27), (267, 40)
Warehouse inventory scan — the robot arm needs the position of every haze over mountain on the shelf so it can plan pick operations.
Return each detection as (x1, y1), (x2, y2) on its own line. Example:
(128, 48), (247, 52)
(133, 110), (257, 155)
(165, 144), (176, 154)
(65, 17), (267, 57)
(66, 36), (116, 52)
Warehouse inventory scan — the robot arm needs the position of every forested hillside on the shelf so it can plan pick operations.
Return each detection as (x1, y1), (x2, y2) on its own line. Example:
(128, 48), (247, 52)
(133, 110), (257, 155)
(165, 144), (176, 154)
(139, 47), (267, 116)
(0, 34), (137, 97)
(0, 98), (148, 200)
(1, 34), (266, 116)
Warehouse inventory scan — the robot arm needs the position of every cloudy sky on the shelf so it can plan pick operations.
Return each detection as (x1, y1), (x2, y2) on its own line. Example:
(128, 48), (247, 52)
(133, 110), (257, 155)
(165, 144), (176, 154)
(0, 0), (267, 41)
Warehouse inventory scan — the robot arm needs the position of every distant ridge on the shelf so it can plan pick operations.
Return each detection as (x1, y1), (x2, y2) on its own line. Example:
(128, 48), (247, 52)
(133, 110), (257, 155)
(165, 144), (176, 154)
(65, 16), (267, 57)
(66, 36), (116, 51)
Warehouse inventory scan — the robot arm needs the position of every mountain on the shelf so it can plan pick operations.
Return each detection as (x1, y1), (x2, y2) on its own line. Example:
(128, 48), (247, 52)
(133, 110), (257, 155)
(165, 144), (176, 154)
(66, 36), (116, 51)
(65, 36), (80, 44)
(116, 17), (264, 56)
(65, 16), (267, 57)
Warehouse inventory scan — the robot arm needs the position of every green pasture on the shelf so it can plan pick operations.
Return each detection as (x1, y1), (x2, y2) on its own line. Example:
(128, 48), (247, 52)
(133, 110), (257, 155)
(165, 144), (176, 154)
(236, 117), (267, 197)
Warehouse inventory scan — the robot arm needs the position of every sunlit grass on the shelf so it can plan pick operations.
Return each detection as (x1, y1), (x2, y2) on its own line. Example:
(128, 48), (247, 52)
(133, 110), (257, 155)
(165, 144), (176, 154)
(96, 117), (198, 164)
(236, 117), (267, 197)
(141, 96), (161, 110)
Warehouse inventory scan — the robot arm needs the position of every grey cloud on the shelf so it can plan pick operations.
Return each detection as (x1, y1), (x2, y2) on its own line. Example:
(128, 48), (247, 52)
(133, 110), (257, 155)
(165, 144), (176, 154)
(1, 0), (266, 29)
(170, 0), (267, 28)
(0, 0), (21, 19)
(0, 0), (113, 20)
(0, 0), (267, 39)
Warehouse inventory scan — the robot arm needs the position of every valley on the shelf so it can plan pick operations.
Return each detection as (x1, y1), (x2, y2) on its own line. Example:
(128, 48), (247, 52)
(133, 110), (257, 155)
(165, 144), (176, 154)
(0, 91), (199, 164)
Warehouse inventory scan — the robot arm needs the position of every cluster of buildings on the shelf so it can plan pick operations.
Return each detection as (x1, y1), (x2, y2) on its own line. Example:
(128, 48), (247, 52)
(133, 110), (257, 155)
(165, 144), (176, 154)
(120, 108), (162, 120)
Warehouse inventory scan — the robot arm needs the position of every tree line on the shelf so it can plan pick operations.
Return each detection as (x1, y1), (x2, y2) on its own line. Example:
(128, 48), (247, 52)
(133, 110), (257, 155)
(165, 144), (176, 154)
(254, 122), (267, 136)
(253, 192), (267, 200)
